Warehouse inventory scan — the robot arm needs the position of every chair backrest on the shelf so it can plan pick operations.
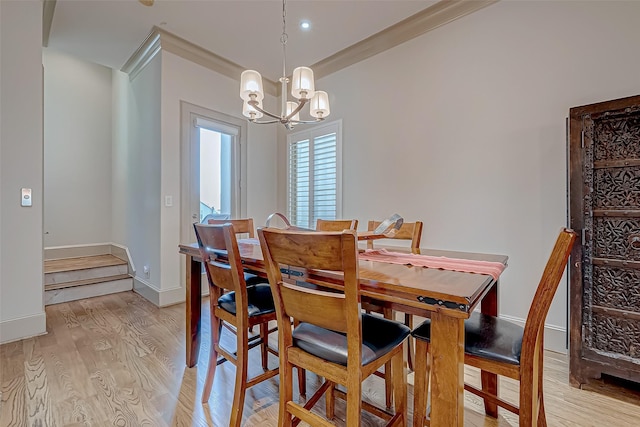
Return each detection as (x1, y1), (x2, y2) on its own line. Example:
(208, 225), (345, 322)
(315, 218), (358, 232)
(521, 228), (576, 359)
(258, 228), (362, 363)
(207, 218), (255, 238)
(194, 223), (250, 316)
(367, 220), (423, 249)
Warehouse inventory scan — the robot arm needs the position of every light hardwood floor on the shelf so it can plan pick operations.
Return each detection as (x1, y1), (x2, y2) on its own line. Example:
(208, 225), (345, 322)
(1, 291), (639, 426)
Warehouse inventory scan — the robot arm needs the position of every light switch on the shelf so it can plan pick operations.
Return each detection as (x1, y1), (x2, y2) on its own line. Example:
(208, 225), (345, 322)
(21, 188), (32, 207)
(165, 195), (173, 207)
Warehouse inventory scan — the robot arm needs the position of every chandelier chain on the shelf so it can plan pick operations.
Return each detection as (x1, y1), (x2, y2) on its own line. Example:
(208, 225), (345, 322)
(281, 0), (288, 80)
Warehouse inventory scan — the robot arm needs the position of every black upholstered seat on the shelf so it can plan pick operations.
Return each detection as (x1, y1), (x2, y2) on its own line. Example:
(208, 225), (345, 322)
(292, 313), (411, 366)
(412, 312), (523, 365)
(218, 283), (275, 317)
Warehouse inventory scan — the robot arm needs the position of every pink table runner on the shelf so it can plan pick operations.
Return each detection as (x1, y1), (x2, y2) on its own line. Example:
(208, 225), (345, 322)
(359, 249), (506, 280)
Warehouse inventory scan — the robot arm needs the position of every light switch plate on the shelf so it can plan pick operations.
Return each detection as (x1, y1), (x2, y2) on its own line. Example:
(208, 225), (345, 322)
(21, 188), (32, 207)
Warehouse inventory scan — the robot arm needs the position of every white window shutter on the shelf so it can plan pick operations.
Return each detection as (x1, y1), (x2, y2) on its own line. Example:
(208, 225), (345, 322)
(287, 122), (341, 229)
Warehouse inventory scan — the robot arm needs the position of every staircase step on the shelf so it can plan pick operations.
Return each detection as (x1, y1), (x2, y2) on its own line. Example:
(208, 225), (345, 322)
(45, 255), (129, 286)
(45, 278), (133, 305)
(45, 254), (127, 273)
(44, 274), (131, 291)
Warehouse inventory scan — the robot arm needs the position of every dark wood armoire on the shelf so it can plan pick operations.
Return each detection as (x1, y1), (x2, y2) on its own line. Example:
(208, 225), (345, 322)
(569, 95), (640, 387)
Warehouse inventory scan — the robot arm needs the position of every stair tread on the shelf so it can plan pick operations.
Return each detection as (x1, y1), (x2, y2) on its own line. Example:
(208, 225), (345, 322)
(45, 254), (127, 274)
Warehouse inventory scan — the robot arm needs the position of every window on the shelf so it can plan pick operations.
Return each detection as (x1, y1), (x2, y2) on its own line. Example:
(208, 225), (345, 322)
(287, 121), (342, 229)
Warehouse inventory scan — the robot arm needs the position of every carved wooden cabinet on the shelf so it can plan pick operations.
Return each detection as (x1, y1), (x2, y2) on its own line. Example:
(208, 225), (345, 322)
(569, 95), (640, 386)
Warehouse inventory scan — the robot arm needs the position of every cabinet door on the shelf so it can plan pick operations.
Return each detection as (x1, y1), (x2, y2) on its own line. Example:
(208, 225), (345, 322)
(569, 95), (640, 386)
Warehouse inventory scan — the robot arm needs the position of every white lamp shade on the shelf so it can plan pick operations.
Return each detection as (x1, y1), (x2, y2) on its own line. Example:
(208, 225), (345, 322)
(240, 70), (264, 101)
(291, 67), (315, 100)
(285, 101), (300, 122)
(310, 91), (330, 118)
(243, 101), (263, 119)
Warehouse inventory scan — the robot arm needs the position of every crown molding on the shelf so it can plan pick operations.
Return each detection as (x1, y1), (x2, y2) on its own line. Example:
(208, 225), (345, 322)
(311, 0), (500, 79)
(42, 0), (57, 47)
(120, 1), (497, 90)
(120, 29), (162, 81)
(121, 26), (278, 96)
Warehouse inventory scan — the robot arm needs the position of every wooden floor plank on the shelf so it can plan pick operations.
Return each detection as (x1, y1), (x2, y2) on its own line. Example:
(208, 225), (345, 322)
(1, 291), (639, 427)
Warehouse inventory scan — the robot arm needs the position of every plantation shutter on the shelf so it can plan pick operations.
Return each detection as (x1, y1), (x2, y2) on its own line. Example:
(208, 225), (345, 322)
(287, 122), (341, 229)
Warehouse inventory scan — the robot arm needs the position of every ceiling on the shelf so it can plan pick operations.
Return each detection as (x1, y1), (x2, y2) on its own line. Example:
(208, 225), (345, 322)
(47, 0), (439, 82)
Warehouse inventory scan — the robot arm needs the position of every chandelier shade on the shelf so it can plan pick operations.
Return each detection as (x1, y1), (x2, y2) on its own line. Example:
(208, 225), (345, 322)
(240, 70), (264, 101)
(239, 0), (330, 130)
(290, 66), (315, 100)
(310, 91), (330, 118)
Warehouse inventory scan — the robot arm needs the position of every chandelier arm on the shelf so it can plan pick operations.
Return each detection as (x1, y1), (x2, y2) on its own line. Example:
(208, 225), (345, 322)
(289, 118), (325, 125)
(248, 100), (282, 120)
(249, 118), (281, 125)
(282, 98), (308, 121)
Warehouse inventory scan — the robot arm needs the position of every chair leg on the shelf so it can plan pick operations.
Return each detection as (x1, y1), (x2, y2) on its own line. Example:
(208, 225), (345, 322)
(481, 371), (499, 417)
(260, 322), (269, 370)
(537, 347), (547, 427)
(292, 319), (306, 398)
(382, 307), (394, 409)
(229, 326), (249, 427)
(519, 360), (540, 426)
(325, 381), (335, 420)
(202, 313), (222, 403)
(345, 374), (362, 427)
(413, 339), (430, 427)
(405, 313), (415, 372)
(538, 390), (547, 427)
(391, 347), (407, 422)
(280, 355), (294, 427)
(297, 367), (306, 398)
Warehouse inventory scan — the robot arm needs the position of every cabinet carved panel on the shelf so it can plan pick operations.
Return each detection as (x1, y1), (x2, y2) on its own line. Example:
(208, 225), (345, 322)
(593, 166), (640, 209)
(570, 95), (640, 387)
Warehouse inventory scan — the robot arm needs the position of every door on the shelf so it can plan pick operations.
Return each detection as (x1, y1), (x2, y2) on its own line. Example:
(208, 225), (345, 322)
(569, 94), (640, 386)
(180, 102), (247, 244)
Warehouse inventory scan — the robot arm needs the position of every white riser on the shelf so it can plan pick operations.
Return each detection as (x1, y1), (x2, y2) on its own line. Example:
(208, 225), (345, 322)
(44, 278), (133, 305)
(45, 264), (128, 286)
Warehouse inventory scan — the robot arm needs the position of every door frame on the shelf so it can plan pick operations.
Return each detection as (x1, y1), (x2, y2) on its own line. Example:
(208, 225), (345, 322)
(180, 101), (247, 244)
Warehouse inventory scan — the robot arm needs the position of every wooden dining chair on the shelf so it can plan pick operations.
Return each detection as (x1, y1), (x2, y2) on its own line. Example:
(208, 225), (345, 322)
(315, 218), (358, 232)
(207, 218), (256, 237)
(207, 218), (263, 286)
(366, 220), (423, 251)
(258, 227), (410, 427)
(193, 223), (279, 427)
(411, 227), (576, 427)
(365, 219), (424, 398)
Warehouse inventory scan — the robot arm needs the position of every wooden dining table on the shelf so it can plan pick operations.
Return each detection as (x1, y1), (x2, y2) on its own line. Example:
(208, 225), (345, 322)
(179, 240), (508, 427)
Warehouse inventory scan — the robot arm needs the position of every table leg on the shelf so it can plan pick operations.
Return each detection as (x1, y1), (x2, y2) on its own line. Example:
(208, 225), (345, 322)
(186, 254), (202, 368)
(481, 281), (499, 417)
(429, 311), (464, 426)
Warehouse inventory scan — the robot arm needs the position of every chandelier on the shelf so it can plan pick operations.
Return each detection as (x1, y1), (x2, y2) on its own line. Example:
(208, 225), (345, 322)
(239, 0), (330, 130)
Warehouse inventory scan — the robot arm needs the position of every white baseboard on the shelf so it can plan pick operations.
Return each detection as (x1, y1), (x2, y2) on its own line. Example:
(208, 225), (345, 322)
(0, 312), (47, 344)
(499, 314), (567, 354)
(133, 278), (185, 307)
(44, 243), (112, 260)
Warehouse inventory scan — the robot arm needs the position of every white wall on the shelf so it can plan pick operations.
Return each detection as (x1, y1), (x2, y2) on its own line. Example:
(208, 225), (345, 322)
(112, 70), (129, 247)
(125, 55), (163, 303)
(0, 0), (45, 343)
(43, 49), (113, 247)
(158, 51), (278, 306)
(286, 0), (640, 351)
